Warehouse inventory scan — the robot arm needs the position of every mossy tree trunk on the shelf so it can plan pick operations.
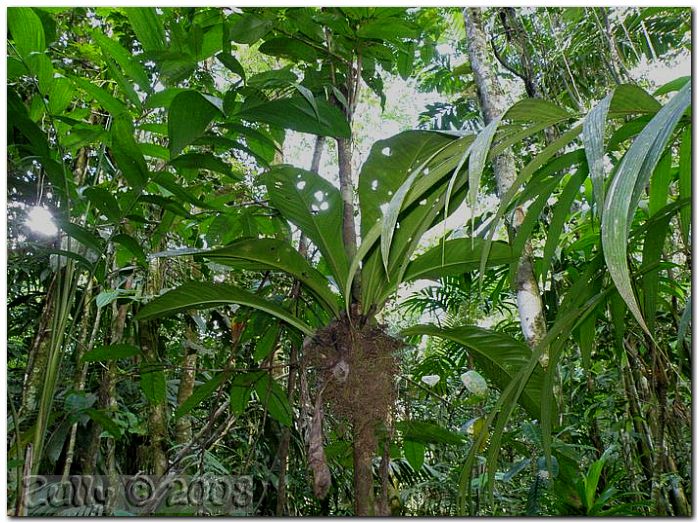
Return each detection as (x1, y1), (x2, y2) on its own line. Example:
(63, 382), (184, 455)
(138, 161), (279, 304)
(463, 7), (548, 359)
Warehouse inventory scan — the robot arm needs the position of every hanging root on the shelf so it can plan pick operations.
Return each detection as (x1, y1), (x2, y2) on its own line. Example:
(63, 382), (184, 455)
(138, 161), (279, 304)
(308, 390), (331, 499)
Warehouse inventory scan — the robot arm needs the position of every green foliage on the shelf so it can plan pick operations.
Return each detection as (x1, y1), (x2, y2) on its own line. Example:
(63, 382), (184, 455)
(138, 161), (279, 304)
(82, 344), (141, 362)
(6, 6), (690, 517)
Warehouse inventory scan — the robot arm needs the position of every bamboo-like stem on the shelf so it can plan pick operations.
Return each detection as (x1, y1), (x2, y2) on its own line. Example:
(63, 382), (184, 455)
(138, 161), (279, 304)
(62, 282), (103, 480)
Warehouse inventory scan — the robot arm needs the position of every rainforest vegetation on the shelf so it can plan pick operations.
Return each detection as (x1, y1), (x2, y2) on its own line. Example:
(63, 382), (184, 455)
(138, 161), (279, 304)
(6, 6), (692, 516)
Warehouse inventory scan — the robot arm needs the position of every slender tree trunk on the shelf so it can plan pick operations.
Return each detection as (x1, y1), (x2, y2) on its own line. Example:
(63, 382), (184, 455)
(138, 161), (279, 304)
(80, 275), (132, 476)
(175, 324), (199, 445)
(327, 40), (375, 512)
(139, 256), (169, 476)
(18, 277), (57, 424)
(463, 7), (548, 359)
(276, 136), (324, 516)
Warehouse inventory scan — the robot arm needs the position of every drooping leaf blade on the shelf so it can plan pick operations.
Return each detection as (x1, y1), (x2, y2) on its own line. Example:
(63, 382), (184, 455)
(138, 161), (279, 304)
(140, 362), (167, 404)
(238, 97), (350, 138)
(254, 374), (293, 426)
(126, 7), (165, 52)
(135, 281), (314, 335)
(195, 237), (339, 316)
(403, 238), (514, 283)
(601, 82), (690, 334)
(583, 92), (612, 216)
(402, 324), (546, 419)
(175, 371), (229, 419)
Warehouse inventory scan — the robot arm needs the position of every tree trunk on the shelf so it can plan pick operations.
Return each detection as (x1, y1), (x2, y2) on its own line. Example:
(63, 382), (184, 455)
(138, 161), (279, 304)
(337, 137), (360, 303)
(463, 7), (548, 359)
(139, 256), (169, 476)
(353, 419), (376, 516)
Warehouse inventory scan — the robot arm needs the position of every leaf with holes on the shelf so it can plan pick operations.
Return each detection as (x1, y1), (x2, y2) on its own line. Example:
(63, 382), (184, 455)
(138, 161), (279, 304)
(259, 166), (348, 288)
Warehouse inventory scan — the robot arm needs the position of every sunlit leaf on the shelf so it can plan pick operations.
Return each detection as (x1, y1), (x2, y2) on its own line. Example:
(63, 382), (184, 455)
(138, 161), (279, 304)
(601, 83), (690, 334)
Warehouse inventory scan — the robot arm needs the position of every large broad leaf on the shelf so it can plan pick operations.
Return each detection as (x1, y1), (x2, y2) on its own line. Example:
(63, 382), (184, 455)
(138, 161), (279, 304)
(583, 85), (663, 218)
(92, 32), (151, 93)
(358, 130), (457, 237)
(678, 127), (691, 246)
(403, 440), (425, 472)
(583, 93), (612, 215)
(354, 131), (471, 308)
(136, 281), (314, 335)
(601, 82), (690, 334)
(175, 371), (229, 419)
(238, 97), (350, 138)
(126, 7), (165, 52)
(380, 159), (439, 273)
(83, 187), (122, 222)
(86, 409), (122, 439)
(195, 238), (339, 316)
(112, 233), (147, 268)
(259, 37), (317, 62)
(608, 84), (661, 115)
(466, 118), (501, 225)
(229, 13), (272, 44)
(8, 7), (46, 59)
(254, 373), (293, 426)
(168, 91), (223, 158)
(654, 76), (690, 97)
(170, 152), (239, 180)
(402, 238), (514, 283)
(230, 371), (265, 415)
(111, 116), (149, 192)
(71, 76), (128, 117)
(504, 98), (573, 124)
(479, 124), (583, 281)
(259, 166), (348, 288)
(403, 324), (545, 420)
(140, 362), (166, 404)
